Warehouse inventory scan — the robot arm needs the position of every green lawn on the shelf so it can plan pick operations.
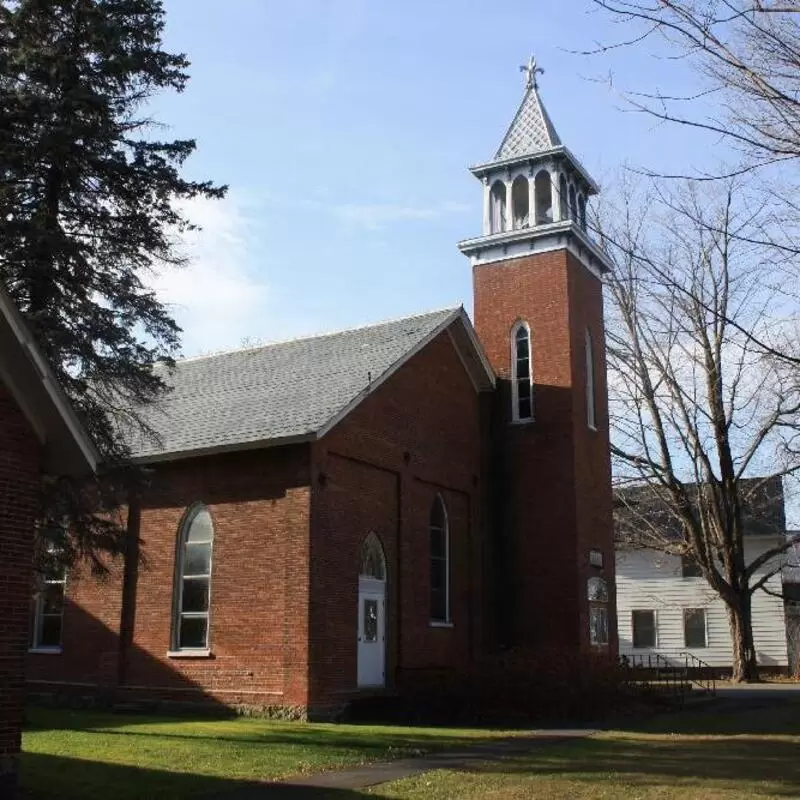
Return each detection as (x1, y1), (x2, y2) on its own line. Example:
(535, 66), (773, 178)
(369, 698), (800, 799)
(20, 706), (518, 799)
(22, 698), (800, 799)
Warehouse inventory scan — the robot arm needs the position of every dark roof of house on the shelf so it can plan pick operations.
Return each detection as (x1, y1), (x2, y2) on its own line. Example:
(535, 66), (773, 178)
(127, 307), (495, 462)
(0, 286), (98, 476)
(614, 476), (786, 547)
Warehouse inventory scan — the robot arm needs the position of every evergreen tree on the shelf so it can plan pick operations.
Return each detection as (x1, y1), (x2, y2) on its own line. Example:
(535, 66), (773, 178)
(0, 0), (225, 565)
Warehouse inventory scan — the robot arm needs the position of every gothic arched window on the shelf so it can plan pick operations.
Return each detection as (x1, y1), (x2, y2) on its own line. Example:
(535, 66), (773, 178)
(429, 494), (450, 624)
(568, 184), (577, 221)
(511, 321), (533, 422)
(534, 171), (553, 225)
(172, 504), (214, 651)
(490, 181), (507, 233)
(511, 176), (529, 229)
(359, 532), (386, 581)
(578, 194), (587, 231)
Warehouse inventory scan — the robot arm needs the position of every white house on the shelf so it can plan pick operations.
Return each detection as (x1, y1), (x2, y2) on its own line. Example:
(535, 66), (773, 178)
(615, 478), (790, 670)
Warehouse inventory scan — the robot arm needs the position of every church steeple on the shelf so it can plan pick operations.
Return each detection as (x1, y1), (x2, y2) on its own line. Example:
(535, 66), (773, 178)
(459, 59), (611, 277)
(495, 56), (561, 160)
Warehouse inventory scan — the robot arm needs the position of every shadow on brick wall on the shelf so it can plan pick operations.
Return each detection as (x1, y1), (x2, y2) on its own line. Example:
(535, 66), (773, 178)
(26, 600), (232, 715)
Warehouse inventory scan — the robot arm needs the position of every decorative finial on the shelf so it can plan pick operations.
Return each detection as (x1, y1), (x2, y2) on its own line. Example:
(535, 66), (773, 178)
(520, 54), (544, 89)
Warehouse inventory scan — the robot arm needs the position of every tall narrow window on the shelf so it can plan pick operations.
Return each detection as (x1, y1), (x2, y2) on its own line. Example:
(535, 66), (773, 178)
(429, 495), (450, 624)
(568, 184), (577, 221)
(534, 170), (553, 225)
(490, 181), (507, 233)
(511, 175), (529, 229)
(578, 194), (587, 231)
(585, 328), (596, 429)
(173, 505), (214, 651)
(559, 173), (568, 219)
(511, 322), (533, 422)
(588, 577), (609, 646)
(30, 560), (67, 651)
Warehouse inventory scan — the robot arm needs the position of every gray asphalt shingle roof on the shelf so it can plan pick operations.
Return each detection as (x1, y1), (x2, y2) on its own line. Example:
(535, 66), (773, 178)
(129, 307), (462, 460)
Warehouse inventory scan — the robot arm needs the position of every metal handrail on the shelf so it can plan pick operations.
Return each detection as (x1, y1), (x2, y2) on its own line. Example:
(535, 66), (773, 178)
(620, 652), (688, 705)
(679, 651), (717, 695)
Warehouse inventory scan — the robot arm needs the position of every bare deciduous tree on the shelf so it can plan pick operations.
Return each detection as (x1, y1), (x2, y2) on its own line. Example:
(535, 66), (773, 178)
(599, 178), (800, 681)
(589, 1), (800, 172)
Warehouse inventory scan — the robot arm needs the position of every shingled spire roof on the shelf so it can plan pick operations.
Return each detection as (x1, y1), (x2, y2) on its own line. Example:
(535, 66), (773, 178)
(494, 70), (561, 161)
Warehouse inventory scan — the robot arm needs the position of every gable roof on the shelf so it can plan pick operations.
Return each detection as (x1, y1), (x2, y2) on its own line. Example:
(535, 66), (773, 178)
(0, 286), (98, 476)
(614, 476), (786, 548)
(129, 307), (495, 463)
(494, 82), (561, 161)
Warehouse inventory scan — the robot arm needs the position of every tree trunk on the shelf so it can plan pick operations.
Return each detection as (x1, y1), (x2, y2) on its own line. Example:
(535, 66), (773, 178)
(727, 592), (759, 682)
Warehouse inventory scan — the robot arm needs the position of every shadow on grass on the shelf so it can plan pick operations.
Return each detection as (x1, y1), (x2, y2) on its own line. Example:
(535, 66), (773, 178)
(469, 728), (800, 797)
(19, 752), (365, 800)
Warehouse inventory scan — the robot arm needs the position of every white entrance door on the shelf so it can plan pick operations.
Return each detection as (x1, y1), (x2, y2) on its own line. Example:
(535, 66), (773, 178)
(357, 577), (386, 688)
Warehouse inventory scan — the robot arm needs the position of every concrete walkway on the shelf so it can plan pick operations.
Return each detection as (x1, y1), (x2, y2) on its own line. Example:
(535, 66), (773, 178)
(216, 728), (596, 798)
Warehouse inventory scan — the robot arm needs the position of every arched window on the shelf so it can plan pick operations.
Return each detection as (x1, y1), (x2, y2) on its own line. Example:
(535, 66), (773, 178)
(578, 194), (587, 231)
(172, 505), (214, 651)
(511, 175), (529, 229)
(429, 494), (450, 624)
(568, 184), (577, 221)
(585, 328), (596, 429)
(359, 532), (386, 580)
(559, 173), (568, 220)
(534, 171), (553, 225)
(490, 181), (507, 233)
(511, 321), (533, 422)
(588, 577), (609, 646)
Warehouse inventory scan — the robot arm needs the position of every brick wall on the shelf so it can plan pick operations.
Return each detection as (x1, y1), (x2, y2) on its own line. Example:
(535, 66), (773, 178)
(29, 445), (312, 709)
(473, 248), (616, 655)
(27, 331), (488, 715)
(310, 330), (484, 706)
(0, 383), (40, 796)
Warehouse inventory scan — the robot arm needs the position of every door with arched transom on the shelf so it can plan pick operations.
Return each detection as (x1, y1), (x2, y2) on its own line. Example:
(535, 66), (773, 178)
(357, 533), (386, 688)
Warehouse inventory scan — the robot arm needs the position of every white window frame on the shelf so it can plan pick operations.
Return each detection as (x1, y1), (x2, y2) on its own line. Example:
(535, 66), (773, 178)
(683, 607), (708, 649)
(588, 576), (610, 647)
(631, 609), (658, 649)
(29, 562), (67, 653)
(585, 328), (597, 430)
(511, 321), (534, 423)
(429, 494), (451, 626)
(171, 504), (215, 654)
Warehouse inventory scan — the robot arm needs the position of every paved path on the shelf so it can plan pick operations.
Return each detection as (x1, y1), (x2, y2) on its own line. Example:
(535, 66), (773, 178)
(215, 728), (596, 798)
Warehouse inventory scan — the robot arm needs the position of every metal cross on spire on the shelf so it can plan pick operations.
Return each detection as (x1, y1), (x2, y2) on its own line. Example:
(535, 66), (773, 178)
(520, 54), (544, 89)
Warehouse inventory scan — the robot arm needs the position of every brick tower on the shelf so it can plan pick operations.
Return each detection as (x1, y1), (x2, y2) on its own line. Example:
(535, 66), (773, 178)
(460, 58), (617, 657)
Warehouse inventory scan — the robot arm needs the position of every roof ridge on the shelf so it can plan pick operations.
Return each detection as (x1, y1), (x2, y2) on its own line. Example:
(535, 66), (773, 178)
(173, 306), (462, 365)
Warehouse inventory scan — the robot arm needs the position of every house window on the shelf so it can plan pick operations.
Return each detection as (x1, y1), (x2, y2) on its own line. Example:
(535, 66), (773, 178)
(681, 555), (703, 578)
(429, 494), (450, 624)
(632, 610), (656, 648)
(511, 321), (533, 422)
(585, 328), (596, 429)
(588, 576), (609, 646)
(173, 505), (215, 651)
(684, 608), (707, 648)
(30, 560), (67, 651)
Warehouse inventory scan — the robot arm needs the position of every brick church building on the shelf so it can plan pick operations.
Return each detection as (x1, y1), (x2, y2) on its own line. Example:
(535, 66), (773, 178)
(27, 66), (617, 716)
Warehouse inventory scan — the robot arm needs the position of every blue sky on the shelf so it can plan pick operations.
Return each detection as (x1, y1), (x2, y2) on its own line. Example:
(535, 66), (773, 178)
(150, 0), (704, 355)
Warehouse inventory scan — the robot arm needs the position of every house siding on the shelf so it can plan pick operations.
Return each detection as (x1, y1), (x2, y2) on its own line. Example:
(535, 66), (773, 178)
(616, 541), (788, 667)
